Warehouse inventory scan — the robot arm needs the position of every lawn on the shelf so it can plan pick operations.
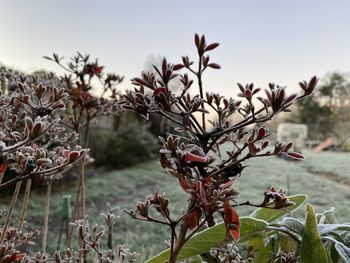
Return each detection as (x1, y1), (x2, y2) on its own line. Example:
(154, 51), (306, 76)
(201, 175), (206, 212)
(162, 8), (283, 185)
(2, 149), (350, 261)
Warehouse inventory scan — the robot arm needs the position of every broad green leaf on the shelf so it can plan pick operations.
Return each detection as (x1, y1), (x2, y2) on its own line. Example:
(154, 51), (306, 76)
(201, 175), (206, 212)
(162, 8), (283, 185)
(250, 194), (307, 222)
(317, 207), (337, 224)
(249, 235), (271, 263)
(334, 241), (350, 262)
(323, 236), (350, 263)
(330, 243), (340, 263)
(146, 195), (305, 263)
(282, 217), (305, 236)
(279, 233), (297, 253)
(318, 223), (350, 236)
(238, 217), (269, 242)
(145, 222), (226, 263)
(187, 255), (206, 263)
(146, 217), (268, 263)
(300, 204), (329, 263)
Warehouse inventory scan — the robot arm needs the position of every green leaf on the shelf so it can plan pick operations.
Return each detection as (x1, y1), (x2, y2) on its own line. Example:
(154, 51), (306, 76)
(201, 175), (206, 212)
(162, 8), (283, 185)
(334, 241), (350, 262)
(188, 255), (207, 263)
(279, 233), (297, 253)
(330, 243), (340, 263)
(282, 217), (305, 236)
(146, 195), (305, 263)
(300, 204), (330, 263)
(249, 235), (272, 263)
(317, 207), (337, 224)
(318, 223), (350, 236)
(250, 194), (307, 222)
(322, 236), (350, 263)
(146, 217), (268, 263)
(239, 217), (269, 242)
(145, 222), (226, 263)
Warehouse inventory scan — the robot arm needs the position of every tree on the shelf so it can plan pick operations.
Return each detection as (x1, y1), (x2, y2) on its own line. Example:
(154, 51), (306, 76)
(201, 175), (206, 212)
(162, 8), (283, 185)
(292, 72), (350, 146)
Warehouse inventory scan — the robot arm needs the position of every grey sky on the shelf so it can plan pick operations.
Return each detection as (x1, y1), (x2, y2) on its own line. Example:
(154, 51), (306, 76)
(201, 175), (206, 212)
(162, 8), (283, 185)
(1, 0), (349, 96)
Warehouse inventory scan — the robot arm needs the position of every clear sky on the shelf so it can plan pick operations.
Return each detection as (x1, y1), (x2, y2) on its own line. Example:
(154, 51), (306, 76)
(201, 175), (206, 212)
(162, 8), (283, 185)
(1, 0), (350, 96)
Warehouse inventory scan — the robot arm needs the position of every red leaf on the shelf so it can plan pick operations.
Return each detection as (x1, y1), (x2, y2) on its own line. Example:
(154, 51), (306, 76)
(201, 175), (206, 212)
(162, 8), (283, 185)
(184, 152), (208, 163)
(178, 176), (192, 192)
(154, 87), (167, 95)
(248, 143), (257, 156)
(93, 66), (104, 75)
(223, 202), (240, 240)
(0, 163), (7, 173)
(261, 140), (269, 149)
(207, 63), (221, 69)
(187, 208), (201, 230)
(258, 127), (266, 139)
(194, 34), (200, 48)
(2, 254), (16, 263)
(80, 92), (94, 102)
(202, 176), (211, 186)
(284, 142), (293, 152)
(244, 89), (252, 99)
(173, 64), (185, 70)
(15, 253), (26, 261)
(222, 179), (234, 190)
(63, 149), (70, 158)
(286, 152), (304, 160)
(68, 151), (80, 162)
(205, 43), (220, 51)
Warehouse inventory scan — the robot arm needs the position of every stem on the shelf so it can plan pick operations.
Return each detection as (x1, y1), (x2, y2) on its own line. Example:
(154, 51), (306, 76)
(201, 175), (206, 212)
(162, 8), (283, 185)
(67, 171), (82, 248)
(0, 181), (22, 243)
(18, 179), (32, 232)
(184, 219), (206, 243)
(169, 221), (188, 263)
(79, 157), (87, 263)
(0, 138), (29, 154)
(169, 224), (176, 258)
(42, 180), (52, 254)
(197, 55), (206, 133)
(107, 224), (113, 250)
(80, 158), (86, 220)
(0, 158), (84, 190)
(0, 166), (6, 185)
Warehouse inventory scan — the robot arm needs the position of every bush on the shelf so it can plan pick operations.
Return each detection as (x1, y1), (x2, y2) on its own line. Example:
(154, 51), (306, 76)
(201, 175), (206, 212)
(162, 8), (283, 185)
(91, 121), (158, 169)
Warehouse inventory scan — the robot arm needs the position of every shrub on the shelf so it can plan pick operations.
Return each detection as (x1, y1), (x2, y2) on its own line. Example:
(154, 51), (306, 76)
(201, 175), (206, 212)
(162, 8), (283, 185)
(0, 57), (138, 262)
(91, 121), (158, 169)
(121, 33), (317, 262)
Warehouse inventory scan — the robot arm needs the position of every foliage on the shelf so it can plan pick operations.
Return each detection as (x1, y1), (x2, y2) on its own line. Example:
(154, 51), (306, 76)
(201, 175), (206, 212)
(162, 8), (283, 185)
(91, 120), (158, 169)
(0, 75), (86, 261)
(121, 33), (317, 262)
(292, 72), (350, 146)
(44, 51), (126, 254)
(0, 60), (137, 261)
(2, 147), (349, 260)
(146, 194), (306, 262)
(149, 199), (350, 263)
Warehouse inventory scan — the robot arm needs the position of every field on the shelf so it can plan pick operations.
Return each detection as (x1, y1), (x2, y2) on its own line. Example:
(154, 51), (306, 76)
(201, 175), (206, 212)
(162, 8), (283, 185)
(4, 148), (350, 261)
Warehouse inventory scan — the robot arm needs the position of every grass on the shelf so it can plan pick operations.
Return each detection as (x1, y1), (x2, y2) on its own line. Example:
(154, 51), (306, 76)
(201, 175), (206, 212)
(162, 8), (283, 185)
(2, 149), (350, 261)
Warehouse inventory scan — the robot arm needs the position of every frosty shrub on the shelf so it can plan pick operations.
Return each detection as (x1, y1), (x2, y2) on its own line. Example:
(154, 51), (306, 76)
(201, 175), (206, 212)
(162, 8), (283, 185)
(121, 34), (317, 262)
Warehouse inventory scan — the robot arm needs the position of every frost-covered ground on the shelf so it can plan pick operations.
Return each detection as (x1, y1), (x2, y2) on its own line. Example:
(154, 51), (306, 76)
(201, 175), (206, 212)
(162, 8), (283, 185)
(4, 149), (350, 260)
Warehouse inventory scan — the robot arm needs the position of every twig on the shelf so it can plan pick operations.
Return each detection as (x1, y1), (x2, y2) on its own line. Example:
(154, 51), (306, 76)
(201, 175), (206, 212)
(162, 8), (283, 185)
(42, 180), (52, 253)
(0, 181), (22, 243)
(17, 179), (32, 232)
